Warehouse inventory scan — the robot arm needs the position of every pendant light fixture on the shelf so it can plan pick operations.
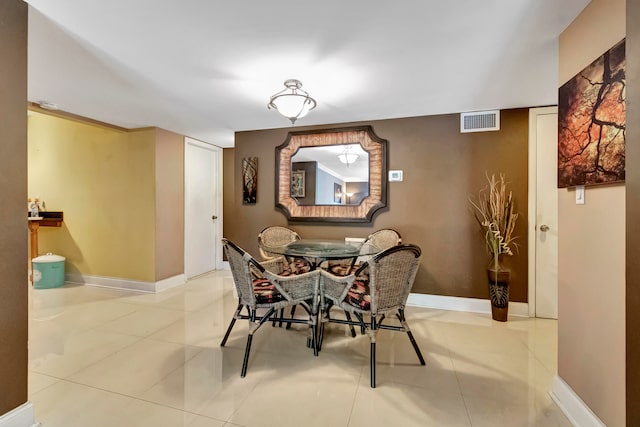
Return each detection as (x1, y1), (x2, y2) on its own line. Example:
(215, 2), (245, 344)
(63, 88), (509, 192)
(337, 146), (359, 167)
(268, 79), (316, 124)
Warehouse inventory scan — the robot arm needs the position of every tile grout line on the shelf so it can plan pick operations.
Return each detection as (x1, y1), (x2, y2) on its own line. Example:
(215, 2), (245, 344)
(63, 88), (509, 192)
(44, 377), (230, 425)
(450, 348), (475, 426)
(344, 360), (366, 427)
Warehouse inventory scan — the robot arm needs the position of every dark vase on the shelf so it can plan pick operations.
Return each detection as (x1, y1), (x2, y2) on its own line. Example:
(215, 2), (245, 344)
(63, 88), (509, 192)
(487, 254), (510, 321)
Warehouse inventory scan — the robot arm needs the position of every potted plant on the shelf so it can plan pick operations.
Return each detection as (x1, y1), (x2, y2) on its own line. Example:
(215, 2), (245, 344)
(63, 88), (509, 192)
(469, 173), (519, 321)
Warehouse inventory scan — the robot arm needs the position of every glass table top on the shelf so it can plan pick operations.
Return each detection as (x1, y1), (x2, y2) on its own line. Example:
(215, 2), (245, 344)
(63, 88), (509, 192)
(261, 239), (380, 259)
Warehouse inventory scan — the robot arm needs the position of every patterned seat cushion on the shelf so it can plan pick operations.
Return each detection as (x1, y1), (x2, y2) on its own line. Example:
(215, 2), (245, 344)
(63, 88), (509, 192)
(344, 275), (371, 310)
(325, 261), (354, 276)
(279, 257), (312, 276)
(252, 278), (286, 304)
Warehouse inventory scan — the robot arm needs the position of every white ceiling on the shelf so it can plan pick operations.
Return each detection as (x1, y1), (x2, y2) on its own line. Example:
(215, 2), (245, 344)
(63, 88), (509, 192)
(25, 0), (590, 148)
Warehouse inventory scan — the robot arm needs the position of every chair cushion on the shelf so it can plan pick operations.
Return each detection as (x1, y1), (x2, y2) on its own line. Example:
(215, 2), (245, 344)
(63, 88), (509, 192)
(279, 258), (312, 276)
(253, 278), (286, 304)
(344, 276), (371, 310)
(325, 261), (353, 276)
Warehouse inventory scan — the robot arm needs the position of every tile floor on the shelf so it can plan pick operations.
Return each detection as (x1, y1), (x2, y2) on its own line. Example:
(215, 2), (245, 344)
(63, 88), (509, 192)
(28, 270), (571, 427)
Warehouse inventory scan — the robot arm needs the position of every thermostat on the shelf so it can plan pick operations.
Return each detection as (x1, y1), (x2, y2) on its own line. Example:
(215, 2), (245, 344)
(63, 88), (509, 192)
(389, 170), (403, 182)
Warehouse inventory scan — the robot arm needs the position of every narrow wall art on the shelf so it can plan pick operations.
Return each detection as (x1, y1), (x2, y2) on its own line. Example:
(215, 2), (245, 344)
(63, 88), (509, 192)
(242, 157), (258, 204)
(558, 38), (626, 188)
(333, 183), (342, 204)
(291, 170), (305, 197)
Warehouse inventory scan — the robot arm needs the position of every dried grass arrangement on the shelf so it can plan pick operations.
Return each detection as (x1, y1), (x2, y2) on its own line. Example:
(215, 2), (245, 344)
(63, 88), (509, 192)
(469, 173), (519, 261)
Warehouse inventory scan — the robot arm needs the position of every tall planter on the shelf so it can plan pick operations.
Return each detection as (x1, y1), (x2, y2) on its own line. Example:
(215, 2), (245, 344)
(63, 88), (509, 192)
(470, 173), (519, 321)
(487, 255), (510, 321)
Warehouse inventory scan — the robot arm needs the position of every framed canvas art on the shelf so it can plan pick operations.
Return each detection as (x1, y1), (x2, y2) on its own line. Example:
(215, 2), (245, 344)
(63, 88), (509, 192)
(558, 38), (626, 188)
(242, 157), (258, 204)
(333, 183), (342, 204)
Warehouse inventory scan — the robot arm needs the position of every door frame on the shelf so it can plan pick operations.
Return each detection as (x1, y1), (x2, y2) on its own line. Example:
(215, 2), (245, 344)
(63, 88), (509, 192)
(527, 106), (558, 317)
(184, 137), (224, 274)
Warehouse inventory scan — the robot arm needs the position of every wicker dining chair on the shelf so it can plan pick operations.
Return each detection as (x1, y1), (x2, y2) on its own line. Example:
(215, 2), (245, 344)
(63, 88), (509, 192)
(324, 229), (402, 275)
(257, 226), (312, 327)
(322, 229), (403, 337)
(319, 244), (425, 388)
(364, 228), (402, 251)
(220, 238), (320, 377)
(257, 226), (301, 260)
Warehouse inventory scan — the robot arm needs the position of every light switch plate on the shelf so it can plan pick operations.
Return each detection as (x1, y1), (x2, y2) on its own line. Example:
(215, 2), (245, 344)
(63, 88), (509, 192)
(576, 185), (585, 204)
(389, 170), (403, 182)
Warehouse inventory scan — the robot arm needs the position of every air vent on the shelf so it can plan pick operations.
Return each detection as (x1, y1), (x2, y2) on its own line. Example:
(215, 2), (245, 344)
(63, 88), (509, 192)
(460, 110), (500, 133)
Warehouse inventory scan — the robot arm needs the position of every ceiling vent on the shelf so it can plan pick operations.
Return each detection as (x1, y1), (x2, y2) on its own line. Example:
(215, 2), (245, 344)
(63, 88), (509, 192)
(460, 110), (500, 133)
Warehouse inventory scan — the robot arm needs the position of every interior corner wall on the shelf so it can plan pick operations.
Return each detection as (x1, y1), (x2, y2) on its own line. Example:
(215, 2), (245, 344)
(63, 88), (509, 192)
(28, 114), (157, 282)
(226, 109), (529, 301)
(222, 147), (235, 247)
(154, 128), (185, 280)
(557, 0), (626, 425)
(0, 0), (28, 415)
(626, 0), (640, 424)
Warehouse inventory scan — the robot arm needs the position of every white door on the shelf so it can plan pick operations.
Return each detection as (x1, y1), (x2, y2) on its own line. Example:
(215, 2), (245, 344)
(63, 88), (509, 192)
(528, 107), (558, 319)
(184, 137), (222, 278)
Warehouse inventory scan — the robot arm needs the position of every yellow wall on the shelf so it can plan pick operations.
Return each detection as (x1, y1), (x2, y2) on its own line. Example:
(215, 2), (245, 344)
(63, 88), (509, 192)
(28, 112), (157, 282)
(558, 0), (626, 425)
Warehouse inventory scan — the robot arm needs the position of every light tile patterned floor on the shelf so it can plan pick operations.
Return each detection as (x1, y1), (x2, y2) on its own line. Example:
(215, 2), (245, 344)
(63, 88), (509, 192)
(28, 270), (571, 427)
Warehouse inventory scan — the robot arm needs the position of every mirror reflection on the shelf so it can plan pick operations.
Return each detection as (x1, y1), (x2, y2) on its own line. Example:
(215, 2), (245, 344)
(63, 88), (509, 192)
(291, 144), (369, 206)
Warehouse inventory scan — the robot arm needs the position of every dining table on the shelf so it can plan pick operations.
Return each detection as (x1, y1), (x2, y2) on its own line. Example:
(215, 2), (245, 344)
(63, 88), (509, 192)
(259, 239), (382, 345)
(259, 239), (381, 271)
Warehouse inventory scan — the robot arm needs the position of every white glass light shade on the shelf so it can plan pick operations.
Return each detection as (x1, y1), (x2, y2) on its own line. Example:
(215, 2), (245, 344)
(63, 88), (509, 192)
(270, 94), (314, 121)
(337, 152), (359, 165)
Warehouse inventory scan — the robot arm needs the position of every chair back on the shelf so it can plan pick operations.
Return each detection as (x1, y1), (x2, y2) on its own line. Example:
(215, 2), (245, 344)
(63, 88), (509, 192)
(258, 226), (301, 259)
(223, 238), (319, 309)
(222, 238), (265, 306)
(364, 229), (402, 252)
(355, 244), (421, 314)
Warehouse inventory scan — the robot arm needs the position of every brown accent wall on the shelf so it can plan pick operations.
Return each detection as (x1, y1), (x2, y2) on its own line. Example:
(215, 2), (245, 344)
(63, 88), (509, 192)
(627, 1), (640, 424)
(346, 181), (368, 205)
(558, 0), (626, 425)
(154, 128), (185, 280)
(0, 0), (28, 415)
(225, 109), (529, 301)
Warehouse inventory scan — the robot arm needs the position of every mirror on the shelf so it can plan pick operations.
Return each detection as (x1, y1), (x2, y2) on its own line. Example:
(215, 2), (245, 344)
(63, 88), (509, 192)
(291, 144), (369, 206)
(276, 126), (388, 222)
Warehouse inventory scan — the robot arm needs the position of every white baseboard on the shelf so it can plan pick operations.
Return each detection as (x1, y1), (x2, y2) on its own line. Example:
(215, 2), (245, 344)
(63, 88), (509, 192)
(222, 261), (230, 270)
(407, 293), (529, 317)
(550, 376), (605, 427)
(0, 402), (38, 427)
(155, 274), (187, 292)
(65, 273), (186, 293)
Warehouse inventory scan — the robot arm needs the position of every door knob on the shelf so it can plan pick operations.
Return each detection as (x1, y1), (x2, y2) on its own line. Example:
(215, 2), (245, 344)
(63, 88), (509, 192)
(212, 215), (218, 220)
(539, 224), (549, 232)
